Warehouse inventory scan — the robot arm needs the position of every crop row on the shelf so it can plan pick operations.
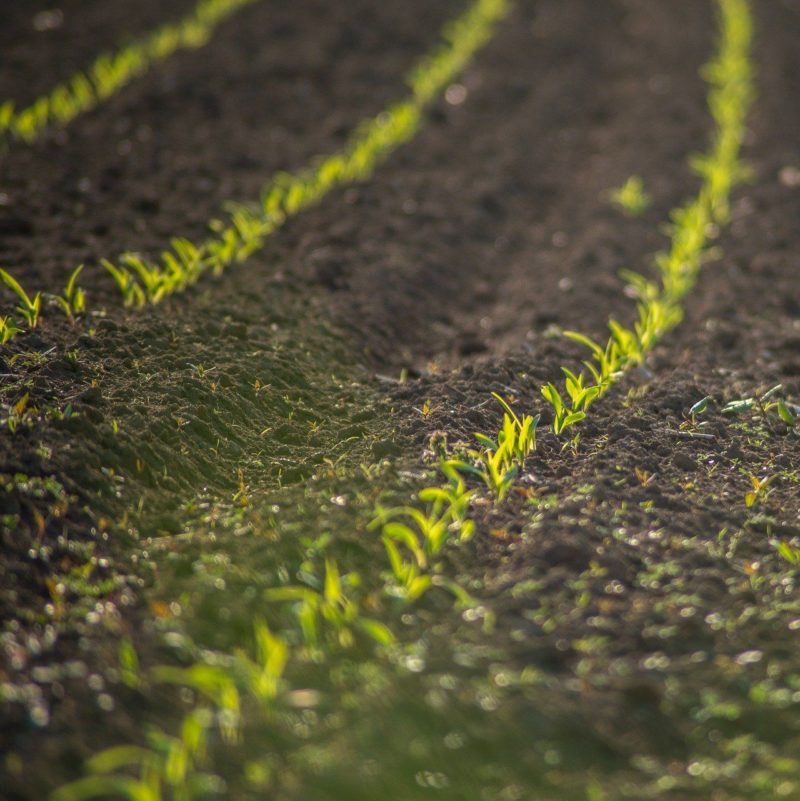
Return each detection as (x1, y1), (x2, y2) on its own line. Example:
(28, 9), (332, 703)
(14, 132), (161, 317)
(384, 0), (755, 550)
(100, 0), (510, 306)
(0, 0), (260, 149)
(51, 1), (759, 798)
(537, 0), (754, 435)
(0, 0), (510, 345)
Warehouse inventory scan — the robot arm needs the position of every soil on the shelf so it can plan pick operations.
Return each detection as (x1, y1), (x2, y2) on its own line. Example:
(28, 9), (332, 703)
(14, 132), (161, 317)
(1, 0), (799, 798)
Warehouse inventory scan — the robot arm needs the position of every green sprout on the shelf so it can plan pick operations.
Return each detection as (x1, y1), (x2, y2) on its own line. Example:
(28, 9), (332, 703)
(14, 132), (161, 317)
(101, 259), (145, 307)
(265, 560), (393, 649)
(0, 316), (22, 344)
(609, 175), (651, 217)
(51, 265), (86, 322)
(774, 540), (800, 567)
(446, 394), (539, 499)
(0, 268), (42, 329)
(745, 474), (775, 508)
(722, 384), (799, 429)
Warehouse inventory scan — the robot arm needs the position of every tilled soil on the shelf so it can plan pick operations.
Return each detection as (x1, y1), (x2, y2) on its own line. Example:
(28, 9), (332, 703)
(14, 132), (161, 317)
(1, 0), (799, 798)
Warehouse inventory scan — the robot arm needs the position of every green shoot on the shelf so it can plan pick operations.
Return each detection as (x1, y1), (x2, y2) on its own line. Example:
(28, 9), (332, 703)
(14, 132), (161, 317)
(52, 265), (86, 322)
(446, 394), (539, 498)
(773, 540), (800, 567)
(745, 474), (774, 508)
(609, 175), (651, 217)
(0, 316), (22, 344)
(690, 396), (712, 419)
(101, 259), (145, 307)
(0, 268), (42, 329)
(722, 385), (799, 429)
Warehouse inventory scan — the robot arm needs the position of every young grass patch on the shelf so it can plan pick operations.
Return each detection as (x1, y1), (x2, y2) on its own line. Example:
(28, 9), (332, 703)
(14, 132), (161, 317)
(0, 0), (261, 149)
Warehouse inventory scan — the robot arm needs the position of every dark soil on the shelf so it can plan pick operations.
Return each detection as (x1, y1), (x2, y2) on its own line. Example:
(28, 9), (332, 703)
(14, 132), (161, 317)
(1, 0), (799, 798)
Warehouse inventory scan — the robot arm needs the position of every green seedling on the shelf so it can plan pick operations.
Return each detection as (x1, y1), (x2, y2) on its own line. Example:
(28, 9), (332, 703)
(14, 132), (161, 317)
(684, 395), (714, 428)
(2, 392), (35, 433)
(722, 384), (799, 429)
(745, 474), (774, 508)
(609, 175), (651, 217)
(52, 265), (86, 322)
(369, 461), (476, 602)
(773, 540), (800, 567)
(541, 383), (587, 436)
(373, 468), (475, 562)
(0, 268), (41, 329)
(153, 663), (241, 743)
(776, 400), (798, 427)
(101, 259), (145, 307)
(448, 394), (539, 498)
(0, 316), (22, 344)
(690, 396), (711, 419)
(265, 560), (393, 648)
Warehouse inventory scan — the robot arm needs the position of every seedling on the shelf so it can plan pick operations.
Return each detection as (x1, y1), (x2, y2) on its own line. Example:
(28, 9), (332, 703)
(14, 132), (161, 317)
(0, 268), (41, 329)
(745, 474), (774, 508)
(448, 394), (539, 498)
(773, 540), (800, 567)
(0, 316), (22, 344)
(681, 395), (715, 431)
(51, 265), (86, 322)
(265, 560), (393, 648)
(722, 385), (799, 429)
(101, 259), (145, 307)
(541, 382), (586, 435)
(609, 175), (651, 217)
(689, 395), (712, 421)
(3, 392), (36, 433)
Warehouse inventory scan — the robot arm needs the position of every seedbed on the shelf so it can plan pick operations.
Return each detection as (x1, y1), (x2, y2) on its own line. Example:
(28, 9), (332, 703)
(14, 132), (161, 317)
(1, 1), (799, 799)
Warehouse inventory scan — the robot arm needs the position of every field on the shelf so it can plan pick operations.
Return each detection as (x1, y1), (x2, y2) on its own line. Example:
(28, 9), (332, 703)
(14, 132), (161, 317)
(1, 0), (799, 799)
